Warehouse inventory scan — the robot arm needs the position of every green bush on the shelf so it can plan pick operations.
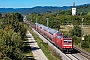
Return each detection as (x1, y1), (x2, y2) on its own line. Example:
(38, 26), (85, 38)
(70, 26), (82, 37)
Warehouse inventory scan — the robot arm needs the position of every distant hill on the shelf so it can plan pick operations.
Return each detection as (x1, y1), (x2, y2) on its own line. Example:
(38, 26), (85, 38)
(0, 6), (72, 14)
(0, 3), (90, 15)
(77, 4), (90, 14)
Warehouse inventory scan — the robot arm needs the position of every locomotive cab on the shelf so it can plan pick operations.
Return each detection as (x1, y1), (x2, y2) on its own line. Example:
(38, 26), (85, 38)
(63, 36), (73, 52)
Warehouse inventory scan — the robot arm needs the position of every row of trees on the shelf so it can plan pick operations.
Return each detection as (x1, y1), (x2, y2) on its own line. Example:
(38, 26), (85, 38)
(26, 11), (90, 28)
(0, 13), (26, 60)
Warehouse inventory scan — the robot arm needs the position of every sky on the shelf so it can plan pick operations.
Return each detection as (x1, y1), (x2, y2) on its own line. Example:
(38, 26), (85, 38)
(0, 0), (90, 8)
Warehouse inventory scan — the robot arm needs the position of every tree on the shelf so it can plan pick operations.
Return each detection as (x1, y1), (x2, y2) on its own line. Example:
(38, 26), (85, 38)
(84, 15), (90, 24)
(70, 26), (82, 37)
(81, 35), (90, 48)
(0, 29), (24, 60)
(0, 13), (26, 60)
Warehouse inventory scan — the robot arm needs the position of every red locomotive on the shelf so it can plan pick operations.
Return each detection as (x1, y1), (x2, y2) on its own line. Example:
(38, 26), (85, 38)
(35, 23), (73, 53)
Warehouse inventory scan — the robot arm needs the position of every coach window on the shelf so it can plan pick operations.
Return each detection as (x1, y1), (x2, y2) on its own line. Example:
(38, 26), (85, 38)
(40, 27), (42, 29)
(44, 29), (46, 31)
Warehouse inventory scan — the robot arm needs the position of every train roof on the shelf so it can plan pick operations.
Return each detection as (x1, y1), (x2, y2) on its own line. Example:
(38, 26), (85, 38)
(44, 26), (49, 30)
(40, 24), (45, 28)
(35, 23), (62, 34)
(35, 23), (41, 26)
(36, 23), (46, 29)
(57, 36), (63, 38)
(48, 28), (59, 34)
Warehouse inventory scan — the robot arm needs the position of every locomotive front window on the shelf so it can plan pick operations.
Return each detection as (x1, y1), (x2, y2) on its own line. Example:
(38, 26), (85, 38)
(64, 41), (67, 43)
(68, 40), (72, 43)
(64, 40), (72, 43)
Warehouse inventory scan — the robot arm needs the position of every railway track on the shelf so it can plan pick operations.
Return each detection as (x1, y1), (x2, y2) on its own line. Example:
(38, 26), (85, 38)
(74, 46), (90, 60)
(65, 54), (79, 60)
(24, 19), (90, 60)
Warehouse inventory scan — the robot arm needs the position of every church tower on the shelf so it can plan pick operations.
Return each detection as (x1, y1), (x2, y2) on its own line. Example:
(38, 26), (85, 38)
(72, 2), (76, 16)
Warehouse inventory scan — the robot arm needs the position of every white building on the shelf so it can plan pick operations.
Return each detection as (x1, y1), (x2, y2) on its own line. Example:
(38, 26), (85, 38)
(72, 2), (76, 16)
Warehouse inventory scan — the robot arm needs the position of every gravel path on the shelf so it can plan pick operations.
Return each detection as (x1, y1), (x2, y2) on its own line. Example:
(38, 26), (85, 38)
(26, 31), (48, 60)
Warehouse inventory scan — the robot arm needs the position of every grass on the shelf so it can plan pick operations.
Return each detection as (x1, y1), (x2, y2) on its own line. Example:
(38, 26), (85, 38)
(83, 25), (90, 35)
(60, 25), (90, 35)
(60, 25), (73, 32)
(84, 48), (90, 53)
(25, 24), (62, 60)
